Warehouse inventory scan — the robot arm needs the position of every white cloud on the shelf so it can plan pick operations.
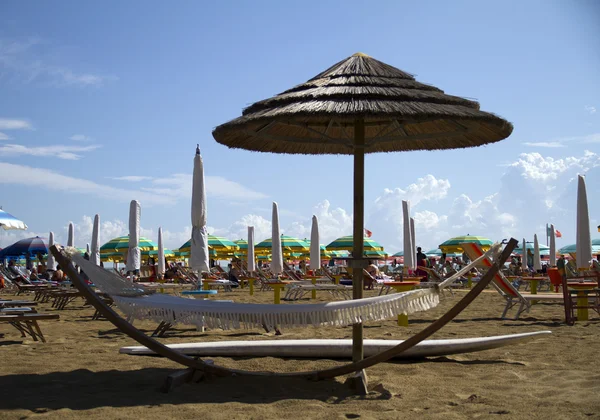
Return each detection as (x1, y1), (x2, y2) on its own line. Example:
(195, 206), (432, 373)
(145, 174), (268, 201)
(70, 134), (92, 142)
(0, 143), (100, 160)
(585, 105), (597, 115)
(0, 37), (114, 87)
(0, 118), (32, 130)
(0, 132), (9, 140)
(0, 162), (173, 206)
(523, 142), (566, 148)
(110, 176), (154, 182)
(508, 151), (600, 182)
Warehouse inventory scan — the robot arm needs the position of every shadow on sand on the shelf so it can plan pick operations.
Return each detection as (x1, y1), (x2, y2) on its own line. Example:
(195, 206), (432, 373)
(0, 368), (396, 411)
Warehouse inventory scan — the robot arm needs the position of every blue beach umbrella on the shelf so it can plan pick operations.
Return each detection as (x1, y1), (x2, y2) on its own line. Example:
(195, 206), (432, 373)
(0, 209), (27, 230)
(0, 236), (48, 258)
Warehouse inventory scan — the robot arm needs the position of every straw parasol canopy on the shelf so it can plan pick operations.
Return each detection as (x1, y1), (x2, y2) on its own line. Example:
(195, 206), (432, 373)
(212, 52), (512, 374)
(213, 53), (512, 154)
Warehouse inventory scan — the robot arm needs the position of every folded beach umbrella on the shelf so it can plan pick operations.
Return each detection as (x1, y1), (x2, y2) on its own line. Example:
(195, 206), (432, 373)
(0, 209), (27, 230)
(247, 226), (255, 272)
(410, 216), (416, 268)
(126, 200), (141, 273)
(212, 52), (512, 368)
(402, 200), (413, 270)
(190, 145), (209, 275)
(576, 175), (592, 270)
(310, 215), (320, 271)
(270, 202), (283, 275)
(549, 224), (556, 266)
(90, 214), (101, 266)
(157, 227), (165, 276)
(86, 243), (90, 254)
(46, 232), (57, 270)
(522, 238), (527, 266)
(67, 222), (75, 247)
(533, 234), (542, 271)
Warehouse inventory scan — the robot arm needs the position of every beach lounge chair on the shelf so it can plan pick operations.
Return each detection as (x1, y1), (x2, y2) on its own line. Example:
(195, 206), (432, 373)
(461, 242), (565, 320)
(0, 313), (59, 342)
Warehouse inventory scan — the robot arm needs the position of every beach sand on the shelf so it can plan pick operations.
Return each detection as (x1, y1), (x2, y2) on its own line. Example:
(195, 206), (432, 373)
(1, 287), (599, 420)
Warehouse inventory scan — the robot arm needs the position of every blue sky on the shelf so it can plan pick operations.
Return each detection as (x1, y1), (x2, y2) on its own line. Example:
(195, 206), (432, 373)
(1, 0), (599, 252)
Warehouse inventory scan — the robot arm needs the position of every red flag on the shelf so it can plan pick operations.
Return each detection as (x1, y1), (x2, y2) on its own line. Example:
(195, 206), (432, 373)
(364, 228), (372, 238)
(555, 230), (562, 238)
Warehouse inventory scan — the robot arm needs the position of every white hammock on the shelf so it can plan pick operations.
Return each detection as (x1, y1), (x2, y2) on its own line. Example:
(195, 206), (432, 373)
(67, 246), (499, 330)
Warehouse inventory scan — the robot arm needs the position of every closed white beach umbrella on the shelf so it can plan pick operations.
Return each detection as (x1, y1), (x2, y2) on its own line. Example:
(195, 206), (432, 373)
(126, 200), (141, 273)
(46, 231), (56, 271)
(533, 234), (542, 271)
(576, 174), (592, 270)
(157, 227), (165, 276)
(90, 214), (100, 266)
(247, 226), (255, 272)
(310, 215), (320, 271)
(86, 243), (90, 254)
(190, 145), (209, 274)
(402, 200), (413, 270)
(522, 238), (527, 267)
(410, 217), (416, 267)
(271, 202), (283, 275)
(549, 224), (556, 266)
(67, 222), (75, 247)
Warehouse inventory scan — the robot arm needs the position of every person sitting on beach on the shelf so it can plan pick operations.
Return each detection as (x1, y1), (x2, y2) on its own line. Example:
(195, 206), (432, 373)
(51, 265), (65, 282)
(366, 261), (379, 278)
(29, 266), (39, 281)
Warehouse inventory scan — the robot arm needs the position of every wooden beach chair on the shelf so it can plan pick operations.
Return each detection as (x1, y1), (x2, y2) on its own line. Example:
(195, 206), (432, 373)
(461, 242), (565, 320)
(0, 313), (60, 342)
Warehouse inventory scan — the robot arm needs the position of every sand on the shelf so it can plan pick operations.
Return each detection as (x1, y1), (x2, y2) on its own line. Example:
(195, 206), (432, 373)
(1, 287), (599, 420)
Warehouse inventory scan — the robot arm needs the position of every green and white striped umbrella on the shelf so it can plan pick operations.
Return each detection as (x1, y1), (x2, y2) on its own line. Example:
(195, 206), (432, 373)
(425, 249), (462, 258)
(439, 235), (492, 253)
(179, 235), (238, 253)
(326, 235), (384, 252)
(255, 235), (309, 254)
(100, 236), (157, 255)
(364, 249), (388, 259)
(559, 239), (600, 255)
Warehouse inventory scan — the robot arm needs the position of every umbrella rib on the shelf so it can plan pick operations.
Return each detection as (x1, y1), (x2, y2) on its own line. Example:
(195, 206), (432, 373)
(368, 123), (478, 147)
(242, 129), (352, 148)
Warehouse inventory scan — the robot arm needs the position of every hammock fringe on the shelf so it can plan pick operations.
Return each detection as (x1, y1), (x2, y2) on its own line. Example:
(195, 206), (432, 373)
(67, 248), (440, 330)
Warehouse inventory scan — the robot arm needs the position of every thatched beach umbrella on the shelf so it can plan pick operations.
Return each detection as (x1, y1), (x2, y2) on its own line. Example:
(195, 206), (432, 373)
(576, 175), (592, 270)
(212, 52), (512, 372)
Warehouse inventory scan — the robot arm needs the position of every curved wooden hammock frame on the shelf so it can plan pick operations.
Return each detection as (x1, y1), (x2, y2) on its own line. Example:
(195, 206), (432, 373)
(51, 239), (517, 381)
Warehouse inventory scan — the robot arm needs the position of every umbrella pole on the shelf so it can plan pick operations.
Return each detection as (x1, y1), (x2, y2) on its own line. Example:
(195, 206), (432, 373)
(349, 118), (367, 394)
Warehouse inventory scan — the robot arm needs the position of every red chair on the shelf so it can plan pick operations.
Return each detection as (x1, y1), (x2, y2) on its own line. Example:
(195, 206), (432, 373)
(548, 268), (562, 293)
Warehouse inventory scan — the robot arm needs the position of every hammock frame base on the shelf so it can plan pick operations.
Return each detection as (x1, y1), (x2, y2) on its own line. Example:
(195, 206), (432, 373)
(51, 239), (518, 392)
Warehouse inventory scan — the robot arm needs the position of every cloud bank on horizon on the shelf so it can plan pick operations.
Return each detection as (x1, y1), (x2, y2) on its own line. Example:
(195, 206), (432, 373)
(2, 149), (598, 254)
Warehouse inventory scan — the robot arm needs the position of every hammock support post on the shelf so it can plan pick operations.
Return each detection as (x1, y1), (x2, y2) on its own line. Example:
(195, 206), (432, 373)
(50, 239), (518, 392)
